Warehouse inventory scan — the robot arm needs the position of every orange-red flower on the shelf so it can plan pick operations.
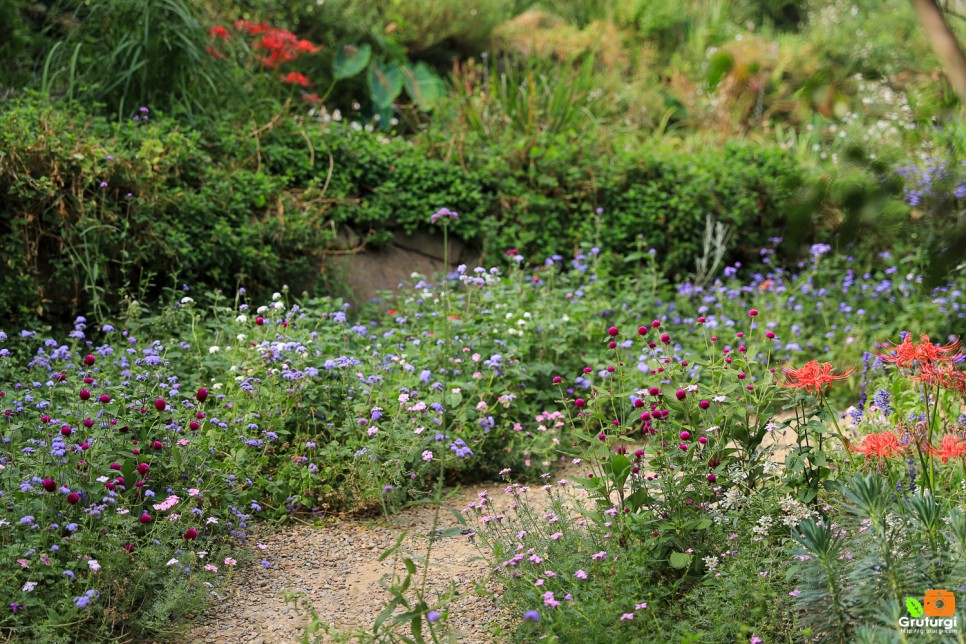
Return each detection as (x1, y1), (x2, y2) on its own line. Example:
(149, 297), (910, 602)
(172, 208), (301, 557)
(780, 361), (854, 394)
(209, 25), (231, 41)
(915, 362), (966, 395)
(850, 431), (907, 459)
(928, 434), (966, 463)
(282, 71), (311, 87)
(876, 334), (962, 369)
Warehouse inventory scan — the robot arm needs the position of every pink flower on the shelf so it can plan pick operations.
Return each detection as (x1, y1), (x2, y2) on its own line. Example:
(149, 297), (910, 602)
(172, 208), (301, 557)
(224, 557), (237, 566)
(636, 602), (648, 610)
(574, 569), (588, 579)
(620, 613), (634, 621)
(430, 208), (459, 224)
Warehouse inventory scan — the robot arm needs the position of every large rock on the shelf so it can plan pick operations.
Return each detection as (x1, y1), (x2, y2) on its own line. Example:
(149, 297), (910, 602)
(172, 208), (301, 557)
(332, 230), (472, 305)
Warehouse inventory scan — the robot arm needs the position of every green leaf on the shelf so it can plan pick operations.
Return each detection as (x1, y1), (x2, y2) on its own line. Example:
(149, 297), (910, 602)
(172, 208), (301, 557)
(609, 454), (632, 490)
(121, 460), (137, 489)
(333, 43), (371, 80)
(379, 531), (407, 562)
(444, 391), (462, 407)
(906, 597), (924, 618)
(706, 51), (734, 90)
(624, 489), (649, 512)
(374, 597), (401, 632)
(432, 527), (465, 538)
(368, 59), (403, 109)
(669, 551), (692, 569)
(401, 63), (445, 110)
(403, 557), (417, 575)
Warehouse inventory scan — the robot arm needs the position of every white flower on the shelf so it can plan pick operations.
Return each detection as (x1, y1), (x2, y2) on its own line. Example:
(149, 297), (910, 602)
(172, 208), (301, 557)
(272, 301), (285, 311)
(180, 297), (194, 305)
(235, 315), (247, 323)
(88, 560), (101, 572)
(166, 558), (179, 566)
(236, 334), (246, 342)
(272, 292), (282, 301)
(257, 306), (269, 314)
(208, 346), (220, 354)
(703, 556), (719, 571)
(22, 582), (36, 592)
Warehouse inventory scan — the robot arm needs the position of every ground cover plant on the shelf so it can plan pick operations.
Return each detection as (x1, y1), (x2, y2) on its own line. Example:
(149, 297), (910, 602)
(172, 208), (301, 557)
(0, 216), (963, 640)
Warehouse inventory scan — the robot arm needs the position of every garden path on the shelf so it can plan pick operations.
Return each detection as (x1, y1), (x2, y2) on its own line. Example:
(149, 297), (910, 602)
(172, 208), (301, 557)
(184, 473), (565, 644)
(184, 426), (804, 644)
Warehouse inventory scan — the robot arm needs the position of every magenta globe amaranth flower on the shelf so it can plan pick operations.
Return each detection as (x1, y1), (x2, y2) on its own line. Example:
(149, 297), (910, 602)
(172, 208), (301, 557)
(42, 477), (56, 492)
(766, 330), (775, 339)
(699, 436), (708, 444)
(154, 398), (166, 412)
(607, 326), (619, 337)
(637, 326), (647, 335)
(139, 513), (152, 524)
(707, 473), (717, 483)
(675, 389), (686, 401)
(83, 354), (96, 366)
(184, 528), (199, 540)
(256, 316), (264, 326)
(136, 463), (150, 476)
(61, 425), (72, 437)
(660, 333), (671, 344)
(189, 421), (200, 431)
(574, 398), (586, 408)
(679, 431), (690, 440)
(99, 394), (111, 404)
(749, 309), (758, 317)
(552, 376), (562, 384)
(151, 441), (163, 450)
(79, 389), (90, 401)
(67, 492), (80, 505)
(196, 387), (209, 402)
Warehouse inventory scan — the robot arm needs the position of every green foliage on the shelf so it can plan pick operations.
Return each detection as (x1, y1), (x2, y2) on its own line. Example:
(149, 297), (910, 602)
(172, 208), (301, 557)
(39, 0), (237, 118)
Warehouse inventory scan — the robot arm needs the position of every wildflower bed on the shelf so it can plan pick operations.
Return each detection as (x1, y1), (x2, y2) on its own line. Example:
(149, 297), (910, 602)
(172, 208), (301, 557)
(0, 236), (963, 641)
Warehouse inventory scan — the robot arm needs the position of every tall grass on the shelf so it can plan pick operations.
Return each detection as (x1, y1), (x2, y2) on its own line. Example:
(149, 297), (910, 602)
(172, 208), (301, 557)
(41, 0), (231, 118)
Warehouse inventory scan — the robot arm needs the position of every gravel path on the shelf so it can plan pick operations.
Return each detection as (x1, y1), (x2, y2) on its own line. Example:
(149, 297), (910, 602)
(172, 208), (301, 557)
(185, 425), (803, 644)
(184, 477), (548, 644)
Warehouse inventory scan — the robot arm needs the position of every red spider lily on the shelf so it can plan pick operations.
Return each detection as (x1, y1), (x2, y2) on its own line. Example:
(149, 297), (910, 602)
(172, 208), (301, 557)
(295, 39), (321, 54)
(850, 431), (907, 459)
(235, 20), (270, 35)
(780, 360), (854, 394)
(209, 25), (231, 40)
(928, 434), (966, 463)
(876, 334), (962, 369)
(282, 72), (311, 87)
(915, 362), (966, 395)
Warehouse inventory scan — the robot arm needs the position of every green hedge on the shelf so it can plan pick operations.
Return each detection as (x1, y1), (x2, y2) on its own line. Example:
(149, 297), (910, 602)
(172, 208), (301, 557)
(0, 97), (802, 321)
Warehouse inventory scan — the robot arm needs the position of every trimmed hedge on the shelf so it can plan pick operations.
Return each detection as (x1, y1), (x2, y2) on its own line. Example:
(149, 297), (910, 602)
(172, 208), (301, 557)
(0, 98), (802, 321)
